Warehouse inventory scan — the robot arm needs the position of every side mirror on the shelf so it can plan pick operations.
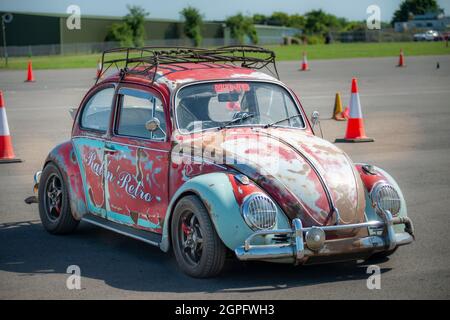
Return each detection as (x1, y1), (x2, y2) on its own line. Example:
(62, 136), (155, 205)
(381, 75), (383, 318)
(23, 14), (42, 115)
(311, 111), (320, 129)
(145, 117), (160, 132)
(69, 108), (77, 120)
(311, 111), (323, 138)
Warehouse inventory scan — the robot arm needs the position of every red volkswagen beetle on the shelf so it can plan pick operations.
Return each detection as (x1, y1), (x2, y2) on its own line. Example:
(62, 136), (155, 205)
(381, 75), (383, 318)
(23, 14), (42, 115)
(32, 46), (414, 278)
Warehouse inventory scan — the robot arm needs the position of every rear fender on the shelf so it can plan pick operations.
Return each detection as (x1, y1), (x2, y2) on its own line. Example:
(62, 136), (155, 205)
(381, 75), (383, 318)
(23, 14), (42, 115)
(44, 140), (87, 220)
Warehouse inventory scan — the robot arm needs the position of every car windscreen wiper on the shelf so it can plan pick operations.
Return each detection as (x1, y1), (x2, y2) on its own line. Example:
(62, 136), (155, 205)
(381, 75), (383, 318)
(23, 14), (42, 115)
(218, 113), (255, 130)
(264, 114), (302, 128)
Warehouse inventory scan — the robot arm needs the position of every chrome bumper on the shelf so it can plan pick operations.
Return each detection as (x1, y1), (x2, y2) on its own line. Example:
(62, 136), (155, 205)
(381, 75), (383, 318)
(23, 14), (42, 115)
(235, 210), (414, 263)
(33, 171), (42, 194)
(24, 171), (42, 205)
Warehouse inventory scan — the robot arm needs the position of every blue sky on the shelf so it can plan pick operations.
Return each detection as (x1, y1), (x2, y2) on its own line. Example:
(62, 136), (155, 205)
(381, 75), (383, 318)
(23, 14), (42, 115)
(1, 0), (450, 21)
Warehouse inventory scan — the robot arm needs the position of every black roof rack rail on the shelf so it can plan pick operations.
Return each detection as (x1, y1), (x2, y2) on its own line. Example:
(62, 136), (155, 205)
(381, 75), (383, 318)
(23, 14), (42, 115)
(96, 45), (279, 84)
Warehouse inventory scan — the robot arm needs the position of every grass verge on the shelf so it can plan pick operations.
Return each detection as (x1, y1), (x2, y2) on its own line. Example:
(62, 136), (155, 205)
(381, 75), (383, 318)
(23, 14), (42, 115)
(0, 41), (448, 70)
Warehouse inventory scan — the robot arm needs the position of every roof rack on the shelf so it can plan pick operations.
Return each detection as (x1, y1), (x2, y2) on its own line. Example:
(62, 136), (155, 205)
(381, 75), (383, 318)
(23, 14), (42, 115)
(96, 45), (279, 84)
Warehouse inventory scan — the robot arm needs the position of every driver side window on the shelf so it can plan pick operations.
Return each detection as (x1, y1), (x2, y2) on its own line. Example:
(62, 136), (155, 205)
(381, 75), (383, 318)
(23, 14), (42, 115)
(116, 90), (167, 141)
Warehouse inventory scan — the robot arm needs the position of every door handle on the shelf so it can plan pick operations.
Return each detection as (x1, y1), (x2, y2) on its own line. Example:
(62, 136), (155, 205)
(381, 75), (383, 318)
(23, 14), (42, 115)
(104, 145), (118, 154)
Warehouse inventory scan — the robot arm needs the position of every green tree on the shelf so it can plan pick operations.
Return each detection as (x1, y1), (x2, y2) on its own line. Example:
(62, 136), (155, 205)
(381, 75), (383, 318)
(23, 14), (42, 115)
(124, 5), (149, 47)
(287, 14), (306, 29)
(252, 14), (267, 25)
(106, 5), (149, 47)
(180, 6), (203, 47)
(105, 22), (134, 47)
(225, 13), (258, 44)
(268, 11), (290, 26)
(391, 0), (442, 25)
(304, 10), (342, 34)
(342, 20), (366, 32)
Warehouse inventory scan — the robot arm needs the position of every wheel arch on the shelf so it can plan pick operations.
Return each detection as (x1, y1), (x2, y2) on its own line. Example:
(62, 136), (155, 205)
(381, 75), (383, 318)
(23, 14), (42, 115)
(43, 140), (88, 220)
(160, 172), (252, 252)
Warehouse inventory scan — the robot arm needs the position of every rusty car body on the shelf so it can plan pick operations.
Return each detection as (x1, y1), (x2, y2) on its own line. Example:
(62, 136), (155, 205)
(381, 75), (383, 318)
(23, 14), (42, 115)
(33, 46), (414, 278)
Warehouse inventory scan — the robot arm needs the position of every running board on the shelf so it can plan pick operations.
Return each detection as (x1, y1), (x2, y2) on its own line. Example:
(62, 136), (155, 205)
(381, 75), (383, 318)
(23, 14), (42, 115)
(82, 213), (162, 247)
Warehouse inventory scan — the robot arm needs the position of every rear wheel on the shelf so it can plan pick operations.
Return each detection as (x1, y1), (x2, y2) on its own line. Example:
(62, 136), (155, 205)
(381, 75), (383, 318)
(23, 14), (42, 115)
(38, 163), (79, 234)
(171, 195), (226, 278)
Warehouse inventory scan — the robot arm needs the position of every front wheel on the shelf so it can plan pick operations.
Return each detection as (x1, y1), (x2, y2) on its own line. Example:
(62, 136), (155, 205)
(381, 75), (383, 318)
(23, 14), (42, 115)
(171, 195), (226, 278)
(38, 162), (79, 234)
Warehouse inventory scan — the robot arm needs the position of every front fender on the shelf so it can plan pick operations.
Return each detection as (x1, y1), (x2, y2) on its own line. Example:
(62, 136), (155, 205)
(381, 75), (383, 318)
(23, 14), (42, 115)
(160, 172), (247, 252)
(44, 140), (87, 220)
(160, 172), (290, 252)
(355, 163), (408, 233)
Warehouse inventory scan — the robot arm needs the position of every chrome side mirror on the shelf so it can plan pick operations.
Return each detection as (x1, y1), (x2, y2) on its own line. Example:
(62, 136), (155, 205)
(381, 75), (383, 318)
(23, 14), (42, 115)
(69, 108), (77, 120)
(311, 111), (323, 138)
(311, 111), (320, 129)
(145, 117), (160, 132)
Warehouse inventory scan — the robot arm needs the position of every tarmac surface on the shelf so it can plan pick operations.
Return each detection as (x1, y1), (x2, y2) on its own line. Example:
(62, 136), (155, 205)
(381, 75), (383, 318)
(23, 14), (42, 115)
(0, 55), (449, 299)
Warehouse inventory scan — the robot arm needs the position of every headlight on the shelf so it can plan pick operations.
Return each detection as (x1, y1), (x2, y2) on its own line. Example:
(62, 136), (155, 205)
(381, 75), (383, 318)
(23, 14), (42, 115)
(371, 182), (401, 216)
(241, 193), (277, 230)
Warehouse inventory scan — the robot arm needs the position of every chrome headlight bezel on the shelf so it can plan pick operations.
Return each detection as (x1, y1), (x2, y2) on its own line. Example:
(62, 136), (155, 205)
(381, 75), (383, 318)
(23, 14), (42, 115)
(370, 182), (401, 216)
(241, 193), (277, 231)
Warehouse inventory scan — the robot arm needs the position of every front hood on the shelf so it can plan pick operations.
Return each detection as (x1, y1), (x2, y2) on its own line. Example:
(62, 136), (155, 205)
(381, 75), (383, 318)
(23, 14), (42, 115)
(176, 128), (366, 227)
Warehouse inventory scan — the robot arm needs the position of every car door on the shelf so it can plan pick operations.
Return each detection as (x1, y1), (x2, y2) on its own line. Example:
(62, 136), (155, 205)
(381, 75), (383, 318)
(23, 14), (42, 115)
(104, 85), (170, 234)
(72, 85), (116, 218)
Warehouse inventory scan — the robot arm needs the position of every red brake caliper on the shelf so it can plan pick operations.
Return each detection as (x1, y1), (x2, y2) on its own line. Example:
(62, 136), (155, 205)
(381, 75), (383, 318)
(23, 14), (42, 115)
(181, 221), (191, 236)
(55, 199), (61, 215)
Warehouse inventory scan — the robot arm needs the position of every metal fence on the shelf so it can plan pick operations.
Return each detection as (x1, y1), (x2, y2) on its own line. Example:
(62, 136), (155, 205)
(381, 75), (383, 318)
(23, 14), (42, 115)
(0, 38), (243, 57)
(0, 36), (291, 57)
(0, 30), (419, 57)
(331, 30), (415, 43)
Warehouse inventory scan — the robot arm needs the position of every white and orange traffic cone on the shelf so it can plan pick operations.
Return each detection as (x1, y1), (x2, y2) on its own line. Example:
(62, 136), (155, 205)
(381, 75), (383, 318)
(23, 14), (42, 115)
(96, 60), (102, 79)
(335, 78), (374, 143)
(300, 51), (309, 71)
(0, 91), (21, 163)
(397, 49), (405, 67)
(25, 60), (35, 82)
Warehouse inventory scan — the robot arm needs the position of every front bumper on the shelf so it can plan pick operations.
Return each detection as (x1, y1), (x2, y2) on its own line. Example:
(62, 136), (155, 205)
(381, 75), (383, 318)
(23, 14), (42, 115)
(33, 171), (42, 194)
(235, 210), (414, 264)
(24, 171), (42, 205)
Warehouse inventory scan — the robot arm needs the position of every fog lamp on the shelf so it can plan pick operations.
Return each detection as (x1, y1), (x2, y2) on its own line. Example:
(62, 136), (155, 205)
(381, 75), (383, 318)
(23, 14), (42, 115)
(305, 227), (325, 251)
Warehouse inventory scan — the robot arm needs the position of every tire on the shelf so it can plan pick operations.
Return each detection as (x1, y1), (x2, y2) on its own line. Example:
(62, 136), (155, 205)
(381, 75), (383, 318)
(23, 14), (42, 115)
(38, 162), (79, 234)
(171, 195), (226, 278)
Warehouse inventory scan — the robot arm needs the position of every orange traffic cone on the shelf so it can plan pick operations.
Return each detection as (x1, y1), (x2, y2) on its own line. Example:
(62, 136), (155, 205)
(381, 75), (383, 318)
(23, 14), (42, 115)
(397, 49), (405, 67)
(0, 91), (21, 163)
(300, 51), (309, 71)
(342, 106), (350, 119)
(335, 78), (374, 143)
(332, 92), (346, 121)
(96, 60), (102, 79)
(25, 60), (35, 82)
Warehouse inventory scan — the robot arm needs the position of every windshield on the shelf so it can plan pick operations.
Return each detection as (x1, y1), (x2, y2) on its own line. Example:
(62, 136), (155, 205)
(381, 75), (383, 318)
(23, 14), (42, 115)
(175, 81), (304, 133)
